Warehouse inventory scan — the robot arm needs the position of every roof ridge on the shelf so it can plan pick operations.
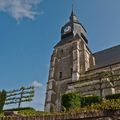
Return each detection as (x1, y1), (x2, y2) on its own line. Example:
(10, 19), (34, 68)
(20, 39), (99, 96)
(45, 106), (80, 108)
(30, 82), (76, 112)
(94, 44), (120, 54)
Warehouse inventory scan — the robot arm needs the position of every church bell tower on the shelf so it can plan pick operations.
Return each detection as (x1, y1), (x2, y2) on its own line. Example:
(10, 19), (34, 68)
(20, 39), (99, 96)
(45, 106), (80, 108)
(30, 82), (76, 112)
(45, 9), (95, 112)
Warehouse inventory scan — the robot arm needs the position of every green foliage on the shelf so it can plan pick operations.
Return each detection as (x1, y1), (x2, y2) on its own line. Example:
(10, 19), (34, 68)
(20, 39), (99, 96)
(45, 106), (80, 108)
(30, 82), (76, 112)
(61, 92), (81, 111)
(18, 110), (47, 116)
(84, 99), (120, 111)
(0, 112), (4, 117)
(0, 90), (6, 111)
(62, 92), (102, 111)
(105, 93), (120, 100)
(7, 99), (120, 117)
(67, 99), (120, 113)
(4, 107), (35, 112)
(1, 99), (120, 117)
(81, 95), (102, 107)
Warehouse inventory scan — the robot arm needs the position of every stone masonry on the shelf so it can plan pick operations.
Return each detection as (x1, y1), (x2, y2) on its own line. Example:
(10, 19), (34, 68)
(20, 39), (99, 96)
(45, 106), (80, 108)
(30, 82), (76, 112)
(44, 9), (120, 112)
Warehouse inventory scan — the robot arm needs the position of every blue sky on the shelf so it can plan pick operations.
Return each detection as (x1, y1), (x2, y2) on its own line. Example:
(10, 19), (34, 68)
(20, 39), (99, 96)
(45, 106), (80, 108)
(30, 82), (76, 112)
(0, 0), (120, 111)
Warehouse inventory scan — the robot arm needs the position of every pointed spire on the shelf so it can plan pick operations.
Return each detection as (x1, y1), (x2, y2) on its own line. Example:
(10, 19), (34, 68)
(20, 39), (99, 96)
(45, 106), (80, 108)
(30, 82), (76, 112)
(71, 4), (75, 16)
(69, 5), (79, 23)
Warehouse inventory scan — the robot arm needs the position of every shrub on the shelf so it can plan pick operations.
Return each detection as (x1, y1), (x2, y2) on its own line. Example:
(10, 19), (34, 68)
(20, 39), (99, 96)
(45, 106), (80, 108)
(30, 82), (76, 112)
(105, 93), (120, 100)
(81, 95), (102, 107)
(88, 99), (120, 110)
(61, 92), (81, 111)
(0, 112), (4, 117)
(4, 107), (35, 112)
(68, 99), (120, 113)
(18, 110), (50, 116)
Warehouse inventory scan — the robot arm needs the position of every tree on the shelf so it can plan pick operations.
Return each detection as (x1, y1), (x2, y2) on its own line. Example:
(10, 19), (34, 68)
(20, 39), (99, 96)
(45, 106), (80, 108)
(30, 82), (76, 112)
(5, 86), (34, 108)
(0, 90), (7, 111)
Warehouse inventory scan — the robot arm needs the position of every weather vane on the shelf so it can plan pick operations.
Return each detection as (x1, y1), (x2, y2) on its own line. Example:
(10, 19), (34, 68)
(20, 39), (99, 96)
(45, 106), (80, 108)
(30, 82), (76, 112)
(72, 0), (76, 12)
(72, 2), (74, 10)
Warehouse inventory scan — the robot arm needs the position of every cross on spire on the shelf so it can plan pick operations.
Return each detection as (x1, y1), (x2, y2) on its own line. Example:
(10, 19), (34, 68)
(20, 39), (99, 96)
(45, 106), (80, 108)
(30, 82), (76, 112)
(69, 5), (79, 23)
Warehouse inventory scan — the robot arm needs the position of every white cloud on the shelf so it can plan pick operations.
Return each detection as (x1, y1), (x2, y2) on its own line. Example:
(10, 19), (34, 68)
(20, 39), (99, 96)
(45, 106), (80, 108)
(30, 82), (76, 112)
(0, 0), (42, 21)
(32, 80), (43, 88)
(30, 81), (46, 110)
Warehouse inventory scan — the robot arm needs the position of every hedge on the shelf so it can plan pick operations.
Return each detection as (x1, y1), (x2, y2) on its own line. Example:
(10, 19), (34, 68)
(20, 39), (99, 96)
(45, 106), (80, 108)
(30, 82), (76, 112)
(61, 93), (81, 111)
(105, 93), (120, 100)
(4, 107), (35, 112)
(81, 96), (102, 107)
(62, 92), (102, 111)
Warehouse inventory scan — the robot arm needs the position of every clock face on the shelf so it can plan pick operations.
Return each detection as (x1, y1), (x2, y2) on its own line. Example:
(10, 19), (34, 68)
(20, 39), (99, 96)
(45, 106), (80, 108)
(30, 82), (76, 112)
(64, 26), (71, 33)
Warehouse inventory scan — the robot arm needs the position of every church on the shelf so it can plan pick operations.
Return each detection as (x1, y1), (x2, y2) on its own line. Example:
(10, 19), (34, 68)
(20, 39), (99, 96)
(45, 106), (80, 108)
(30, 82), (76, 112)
(44, 9), (120, 112)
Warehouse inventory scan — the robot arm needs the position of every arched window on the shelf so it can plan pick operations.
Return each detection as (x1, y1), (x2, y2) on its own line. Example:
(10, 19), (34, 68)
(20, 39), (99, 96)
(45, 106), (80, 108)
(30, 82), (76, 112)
(59, 72), (62, 79)
(61, 49), (63, 54)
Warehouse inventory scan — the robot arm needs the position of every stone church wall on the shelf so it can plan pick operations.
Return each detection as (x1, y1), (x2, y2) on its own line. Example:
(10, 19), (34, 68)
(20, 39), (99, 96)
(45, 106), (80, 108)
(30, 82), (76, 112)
(67, 62), (120, 97)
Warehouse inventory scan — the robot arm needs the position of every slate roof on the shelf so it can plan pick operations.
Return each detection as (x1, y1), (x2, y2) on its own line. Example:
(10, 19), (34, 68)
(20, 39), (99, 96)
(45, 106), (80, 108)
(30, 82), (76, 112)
(54, 34), (80, 48)
(93, 44), (120, 68)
